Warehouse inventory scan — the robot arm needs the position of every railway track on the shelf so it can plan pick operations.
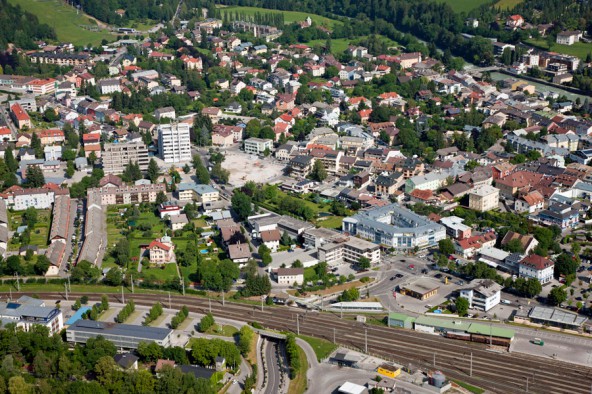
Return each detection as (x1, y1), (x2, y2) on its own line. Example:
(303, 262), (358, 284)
(18, 291), (592, 394)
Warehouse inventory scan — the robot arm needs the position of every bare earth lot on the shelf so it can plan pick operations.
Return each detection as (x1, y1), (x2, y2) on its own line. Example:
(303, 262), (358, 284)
(222, 151), (285, 188)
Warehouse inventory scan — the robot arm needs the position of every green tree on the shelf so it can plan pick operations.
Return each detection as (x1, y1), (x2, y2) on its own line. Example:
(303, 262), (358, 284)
(199, 313), (215, 332)
(555, 253), (579, 278)
(358, 256), (371, 270)
(147, 158), (160, 183)
(504, 238), (525, 253)
(523, 278), (543, 298)
(113, 239), (130, 268)
(438, 238), (455, 256)
(455, 297), (470, 316)
(311, 159), (327, 181)
(25, 165), (45, 187)
(258, 244), (272, 266)
(137, 341), (164, 362)
(8, 376), (30, 394)
(231, 191), (252, 220)
(23, 206), (38, 226)
(33, 255), (50, 275)
(548, 286), (567, 306)
(156, 191), (168, 204)
(4, 147), (17, 173)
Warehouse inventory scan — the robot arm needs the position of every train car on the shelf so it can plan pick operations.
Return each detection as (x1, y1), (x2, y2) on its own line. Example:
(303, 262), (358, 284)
(470, 334), (511, 347)
(444, 331), (471, 341)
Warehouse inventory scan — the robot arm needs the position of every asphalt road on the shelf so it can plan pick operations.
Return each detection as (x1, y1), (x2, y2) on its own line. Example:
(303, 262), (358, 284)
(263, 340), (281, 394)
(30, 291), (592, 394)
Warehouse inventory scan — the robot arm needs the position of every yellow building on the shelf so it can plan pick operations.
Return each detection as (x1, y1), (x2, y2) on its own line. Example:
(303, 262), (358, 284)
(377, 363), (401, 379)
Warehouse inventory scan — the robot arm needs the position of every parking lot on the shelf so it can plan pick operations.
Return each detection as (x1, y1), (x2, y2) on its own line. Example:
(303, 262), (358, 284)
(511, 332), (592, 366)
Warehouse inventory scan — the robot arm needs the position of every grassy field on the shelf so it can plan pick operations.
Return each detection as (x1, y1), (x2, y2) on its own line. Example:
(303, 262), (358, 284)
(451, 379), (485, 394)
(317, 216), (343, 230)
(217, 6), (341, 29)
(306, 34), (399, 55)
(205, 324), (239, 337)
(7, 0), (114, 46)
(287, 346), (308, 394)
(298, 335), (337, 361)
(494, 0), (524, 10)
(436, 0), (492, 13)
(526, 38), (592, 60)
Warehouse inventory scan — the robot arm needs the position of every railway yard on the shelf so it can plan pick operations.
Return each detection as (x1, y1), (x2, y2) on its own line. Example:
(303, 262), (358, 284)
(15, 291), (592, 394)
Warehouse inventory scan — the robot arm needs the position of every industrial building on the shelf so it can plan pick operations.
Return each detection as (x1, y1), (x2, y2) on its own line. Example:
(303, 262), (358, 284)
(66, 320), (173, 349)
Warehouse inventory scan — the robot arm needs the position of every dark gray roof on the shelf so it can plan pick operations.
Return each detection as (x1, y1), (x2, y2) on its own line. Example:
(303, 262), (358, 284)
(114, 353), (139, 369)
(67, 320), (172, 341)
(179, 365), (215, 379)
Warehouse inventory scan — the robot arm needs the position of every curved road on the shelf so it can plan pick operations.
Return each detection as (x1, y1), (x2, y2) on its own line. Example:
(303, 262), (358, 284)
(263, 340), (281, 394)
(25, 291), (592, 394)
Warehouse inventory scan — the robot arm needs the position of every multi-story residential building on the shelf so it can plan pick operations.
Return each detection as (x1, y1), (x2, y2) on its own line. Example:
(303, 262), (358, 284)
(288, 155), (315, 178)
(10, 103), (32, 129)
(177, 183), (219, 204)
(97, 79), (121, 94)
(469, 185), (500, 212)
(154, 107), (176, 121)
(0, 296), (63, 335)
(536, 199), (579, 229)
(28, 78), (56, 95)
(44, 145), (62, 161)
(91, 179), (166, 206)
(102, 141), (149, 174)
(342, 204), (446, 251)
(260, 229), (281, 252)
(244, 137), (273, 155)
(29, 52), (90, 66)
(0, 185), (68, 210)
(519, 254), (554, 284)
(317, 235), (381, 266)
(405, 172), (450, 193)
(459, 279), (502, 312)
(514, 190), (545, 213)
(158, 123), (191, 163)
(275, 268), (304, 285)
(375, 172), (405, 195)
(440, 216), (471, 240)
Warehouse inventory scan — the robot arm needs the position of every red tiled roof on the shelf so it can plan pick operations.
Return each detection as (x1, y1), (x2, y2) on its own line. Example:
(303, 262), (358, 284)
(148, 240), (171, 251)
(10, 103), (30, 121)
(520, 254), (554, 270)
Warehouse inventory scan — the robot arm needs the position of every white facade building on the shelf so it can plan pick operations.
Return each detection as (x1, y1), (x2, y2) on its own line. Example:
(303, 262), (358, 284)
(459, 279), (502, 312)
(158, 123), (192, 163)
(469, 185), (500, 212)
(519, 255), (554, 284)
(276, 268), (304, 286)
(244, 138), (273, 155)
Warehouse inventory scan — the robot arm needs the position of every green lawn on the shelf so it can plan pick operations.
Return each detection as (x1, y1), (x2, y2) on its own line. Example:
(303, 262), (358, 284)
(494, 0), (524, 10)
(217, 6), (342, 29)
(306, 34), (399, 55)
(7, 0), (115, 46)
(287, 346), (308, 394)
(317, 216), (343, 230)
(451, 379), (485, 394)
(298, 335), (337, 361)
(142, 263), (179, 282)
(206, 324), (239, 337)
(435, 0), (492, 13)
(526, 38), (592, 60)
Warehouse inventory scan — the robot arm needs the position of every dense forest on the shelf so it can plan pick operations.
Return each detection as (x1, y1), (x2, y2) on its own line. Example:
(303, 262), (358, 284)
(0, 0), (56, 50)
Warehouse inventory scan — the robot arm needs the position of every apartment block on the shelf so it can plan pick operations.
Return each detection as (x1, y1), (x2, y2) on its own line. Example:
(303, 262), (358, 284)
(158, 123), (191, 163)
(102, 141), (149, 174)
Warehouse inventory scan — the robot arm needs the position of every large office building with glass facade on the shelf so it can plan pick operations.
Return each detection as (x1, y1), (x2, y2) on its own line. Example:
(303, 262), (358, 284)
(342, 203), (445, 251)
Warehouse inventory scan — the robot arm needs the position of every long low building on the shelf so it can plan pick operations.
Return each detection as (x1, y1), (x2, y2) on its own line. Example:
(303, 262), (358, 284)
(66, 320), (173, 349)
(77, 190), (104, 265)
(342, 203), (445, 251)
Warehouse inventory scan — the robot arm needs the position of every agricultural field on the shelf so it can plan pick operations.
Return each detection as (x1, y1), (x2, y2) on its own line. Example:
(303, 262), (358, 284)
(526, 38), (592, 60)
(494, 0), (524, 10)
(435, 0), (492, 13)
(7, 0), (114, 46)
(217, 6), (342, 29)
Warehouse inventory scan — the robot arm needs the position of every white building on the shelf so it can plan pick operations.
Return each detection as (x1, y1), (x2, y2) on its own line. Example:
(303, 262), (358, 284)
(556, 31), (582, 46)
(177, 183), (219, 204)
(1, 186), (58, 210)
(405, 172), (450, 193)
(459, 279), (502, 312)
(44, 145), (62, 161)
(0, 296), (63, 335)
(519, 255), (554, 284)
(97, 79), (121, 95)
(276, 268), (304, 286)
(158, 123), (191, 163)
(342, 204), (445, 251)
(469, 185), (500, 212)
(244, 137), (273, 155)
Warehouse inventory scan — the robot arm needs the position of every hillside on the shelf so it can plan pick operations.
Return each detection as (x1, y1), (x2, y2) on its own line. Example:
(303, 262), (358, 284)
(7, 0), (113, 46)
(0, 0), (57, 50)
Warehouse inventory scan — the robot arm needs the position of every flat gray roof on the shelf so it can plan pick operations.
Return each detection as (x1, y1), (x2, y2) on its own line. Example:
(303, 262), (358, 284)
(529, 306), (587, 327)
(68, 320), (173, 341)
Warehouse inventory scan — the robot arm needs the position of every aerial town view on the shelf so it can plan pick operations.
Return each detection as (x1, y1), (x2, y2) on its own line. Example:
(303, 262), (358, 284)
(2, 0), (592, 393)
